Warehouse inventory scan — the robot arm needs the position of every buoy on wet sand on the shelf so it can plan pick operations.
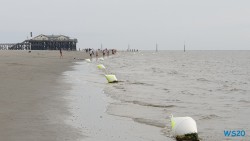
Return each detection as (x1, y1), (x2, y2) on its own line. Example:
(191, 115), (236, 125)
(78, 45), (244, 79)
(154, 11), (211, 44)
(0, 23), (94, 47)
(105, 75), (118, 83)
(97, 64), (105, 69)
(98, 58), (104, 61)
(171, 115), (199, 141)
(85, 59), (91, 62)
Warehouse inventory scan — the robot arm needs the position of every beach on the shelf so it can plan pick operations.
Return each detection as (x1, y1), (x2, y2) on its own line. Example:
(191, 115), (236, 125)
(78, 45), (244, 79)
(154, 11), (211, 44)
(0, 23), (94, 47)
(62, 61), (171, 141)
(0, 50), (249, 141)
(0, 50), (88, 140)
(0, 50), (171, 141)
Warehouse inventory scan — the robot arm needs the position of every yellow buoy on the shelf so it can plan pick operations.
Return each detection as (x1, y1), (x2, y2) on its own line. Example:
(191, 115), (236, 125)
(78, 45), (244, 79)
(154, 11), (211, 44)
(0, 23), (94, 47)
(97, 64), (105, 69)
(105, 75), (118, 83)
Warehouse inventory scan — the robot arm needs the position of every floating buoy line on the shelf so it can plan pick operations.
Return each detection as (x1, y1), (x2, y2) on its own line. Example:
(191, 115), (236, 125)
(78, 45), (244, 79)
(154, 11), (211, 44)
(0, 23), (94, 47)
(84, 57), (118, 83)
(86, 56), (199, 140)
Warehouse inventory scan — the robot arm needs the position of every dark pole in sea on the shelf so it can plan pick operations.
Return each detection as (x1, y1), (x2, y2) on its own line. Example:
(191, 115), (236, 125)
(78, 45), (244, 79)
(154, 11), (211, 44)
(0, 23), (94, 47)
(184, 42), (186, 52)
(30, 32), (33, 50)
(156, 43), (158, 52)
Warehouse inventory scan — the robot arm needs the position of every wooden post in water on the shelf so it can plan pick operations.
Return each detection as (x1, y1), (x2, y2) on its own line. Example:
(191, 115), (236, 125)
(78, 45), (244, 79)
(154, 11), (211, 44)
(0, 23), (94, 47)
(184, 41), (186, 52)
(30, 32), (32, 50)
(156, 43), (158, 52)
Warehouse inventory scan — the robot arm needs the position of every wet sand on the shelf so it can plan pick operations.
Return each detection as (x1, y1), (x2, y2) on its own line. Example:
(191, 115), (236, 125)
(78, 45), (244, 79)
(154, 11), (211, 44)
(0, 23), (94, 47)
(62, 62), (172, 141)
(0, 50), (89, 140)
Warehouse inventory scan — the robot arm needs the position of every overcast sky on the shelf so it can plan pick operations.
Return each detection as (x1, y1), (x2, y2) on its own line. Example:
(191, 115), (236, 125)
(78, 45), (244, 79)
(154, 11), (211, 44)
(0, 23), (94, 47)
(0, 0), (249, 50)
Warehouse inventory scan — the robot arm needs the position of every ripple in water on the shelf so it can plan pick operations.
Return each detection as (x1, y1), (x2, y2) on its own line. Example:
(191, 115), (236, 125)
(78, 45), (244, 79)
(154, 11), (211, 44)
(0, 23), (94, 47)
(103, 51), (250, 141)
(123, 100), (176, 108)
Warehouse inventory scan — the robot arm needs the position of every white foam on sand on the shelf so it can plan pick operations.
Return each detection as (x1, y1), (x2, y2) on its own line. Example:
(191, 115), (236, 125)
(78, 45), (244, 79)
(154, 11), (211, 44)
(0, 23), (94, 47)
(62, 61), (172, 141)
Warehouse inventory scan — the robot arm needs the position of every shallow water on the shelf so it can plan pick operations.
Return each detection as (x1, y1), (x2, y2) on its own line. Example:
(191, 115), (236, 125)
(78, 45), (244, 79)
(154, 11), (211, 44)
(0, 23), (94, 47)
(62, 62), (172, 141)
(102, 51), (250, 140)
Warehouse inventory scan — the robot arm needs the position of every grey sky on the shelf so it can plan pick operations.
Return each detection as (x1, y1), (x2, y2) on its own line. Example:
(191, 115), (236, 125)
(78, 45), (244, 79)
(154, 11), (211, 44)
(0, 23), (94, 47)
(0, 0), (249, 50)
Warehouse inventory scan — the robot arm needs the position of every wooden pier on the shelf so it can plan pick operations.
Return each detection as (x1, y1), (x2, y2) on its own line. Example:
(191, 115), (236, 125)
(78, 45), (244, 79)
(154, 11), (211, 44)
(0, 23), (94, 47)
(6, 34), (77, 50)
(0, 43), (16, 50)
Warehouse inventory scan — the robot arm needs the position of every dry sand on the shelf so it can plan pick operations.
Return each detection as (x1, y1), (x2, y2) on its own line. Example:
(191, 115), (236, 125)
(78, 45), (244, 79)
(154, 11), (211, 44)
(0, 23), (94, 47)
(0, 50), (89, 141)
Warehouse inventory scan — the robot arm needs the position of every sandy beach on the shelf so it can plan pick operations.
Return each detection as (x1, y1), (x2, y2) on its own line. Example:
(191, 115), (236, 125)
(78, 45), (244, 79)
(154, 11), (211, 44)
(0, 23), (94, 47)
(0, 50), (171, 141)
(0, 50), (173, 141)
(0, 50), (89, 140)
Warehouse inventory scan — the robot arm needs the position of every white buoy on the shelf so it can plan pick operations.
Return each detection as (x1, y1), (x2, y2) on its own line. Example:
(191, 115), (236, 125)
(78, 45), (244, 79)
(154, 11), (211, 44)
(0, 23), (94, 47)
(97, 64), (105, 69)
(105, 75), (118, 83)
(171, 115), (198, 136)
(98, 58), (104, 61)
(85, 59), (91, 62)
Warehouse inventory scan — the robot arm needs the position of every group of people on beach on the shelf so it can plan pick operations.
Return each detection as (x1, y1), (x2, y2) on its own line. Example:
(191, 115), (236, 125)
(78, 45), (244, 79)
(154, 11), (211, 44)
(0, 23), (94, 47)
(84, 48), (117, 60)
(127, 49), (139, 52)
(59, 48), (117, 59)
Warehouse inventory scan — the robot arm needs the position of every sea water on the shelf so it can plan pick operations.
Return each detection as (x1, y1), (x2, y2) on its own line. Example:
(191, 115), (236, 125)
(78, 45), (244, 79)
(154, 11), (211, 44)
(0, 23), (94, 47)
(62, 61), (172, 141)
(102, 51), (250, 140)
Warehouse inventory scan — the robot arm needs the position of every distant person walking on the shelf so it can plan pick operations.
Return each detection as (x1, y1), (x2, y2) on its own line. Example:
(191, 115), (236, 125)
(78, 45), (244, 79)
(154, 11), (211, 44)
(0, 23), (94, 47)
(102, 50), (105, 57)
(89, 49), (93, 59)
(59, 48), (63, 58)
(96, 50), (99, 61)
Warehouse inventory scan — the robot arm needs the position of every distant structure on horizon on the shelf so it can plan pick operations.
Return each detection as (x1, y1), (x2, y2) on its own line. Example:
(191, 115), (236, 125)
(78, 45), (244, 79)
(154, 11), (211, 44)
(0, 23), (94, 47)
(3, 34), (77, 50)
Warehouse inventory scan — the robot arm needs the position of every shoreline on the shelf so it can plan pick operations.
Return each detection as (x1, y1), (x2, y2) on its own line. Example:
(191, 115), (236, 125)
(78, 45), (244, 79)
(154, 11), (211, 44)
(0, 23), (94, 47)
(0, 50), (169, 141)
(62, 61), (172, 141)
